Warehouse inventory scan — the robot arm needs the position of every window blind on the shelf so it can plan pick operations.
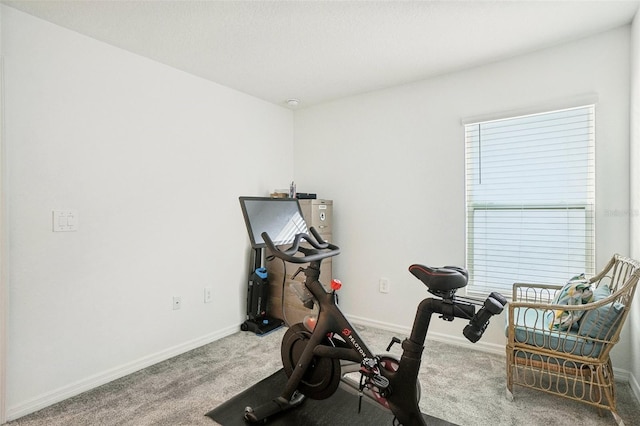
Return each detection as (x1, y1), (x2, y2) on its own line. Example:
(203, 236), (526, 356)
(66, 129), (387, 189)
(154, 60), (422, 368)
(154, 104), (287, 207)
(465, 105), (595, 295)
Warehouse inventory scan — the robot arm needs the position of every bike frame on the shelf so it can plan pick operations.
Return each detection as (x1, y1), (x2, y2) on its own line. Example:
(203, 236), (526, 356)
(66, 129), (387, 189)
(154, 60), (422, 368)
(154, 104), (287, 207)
(277, 258), (476, 426)
(243, 227), (502, 426)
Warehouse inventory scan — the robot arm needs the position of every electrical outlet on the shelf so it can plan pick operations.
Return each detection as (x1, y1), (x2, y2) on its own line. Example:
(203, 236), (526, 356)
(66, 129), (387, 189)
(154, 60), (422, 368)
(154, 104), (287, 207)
(379, 278), (390, 294)
(204, 287), (212, 303)
(173, 296), (181, 310)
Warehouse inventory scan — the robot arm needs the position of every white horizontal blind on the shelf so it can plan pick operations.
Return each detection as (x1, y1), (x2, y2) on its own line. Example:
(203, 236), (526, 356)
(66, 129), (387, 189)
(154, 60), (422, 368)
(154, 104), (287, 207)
(465, 105), (595, 295)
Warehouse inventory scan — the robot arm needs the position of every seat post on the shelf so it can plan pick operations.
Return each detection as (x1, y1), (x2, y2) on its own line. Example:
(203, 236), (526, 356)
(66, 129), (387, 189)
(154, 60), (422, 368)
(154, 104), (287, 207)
(408, 298), (475, 347)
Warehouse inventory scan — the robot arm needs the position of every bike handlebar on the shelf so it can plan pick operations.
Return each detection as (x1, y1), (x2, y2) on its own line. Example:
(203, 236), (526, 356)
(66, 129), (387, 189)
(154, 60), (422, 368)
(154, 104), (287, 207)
(462, 292), (506, 343)
(261, 227), (341, 264)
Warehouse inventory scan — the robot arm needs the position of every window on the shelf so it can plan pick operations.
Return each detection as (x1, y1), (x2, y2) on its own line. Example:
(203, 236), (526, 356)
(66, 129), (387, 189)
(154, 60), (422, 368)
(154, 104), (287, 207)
(465, 105), (595, 296)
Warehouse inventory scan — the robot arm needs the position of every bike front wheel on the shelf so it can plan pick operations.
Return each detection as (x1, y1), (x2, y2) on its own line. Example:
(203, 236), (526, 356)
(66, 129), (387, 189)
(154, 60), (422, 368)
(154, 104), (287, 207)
(281, 323), (342, 400)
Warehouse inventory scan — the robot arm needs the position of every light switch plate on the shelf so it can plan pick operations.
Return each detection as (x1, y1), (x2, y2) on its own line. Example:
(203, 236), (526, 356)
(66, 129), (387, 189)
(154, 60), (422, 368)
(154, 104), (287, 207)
(53, 210), (78, 232)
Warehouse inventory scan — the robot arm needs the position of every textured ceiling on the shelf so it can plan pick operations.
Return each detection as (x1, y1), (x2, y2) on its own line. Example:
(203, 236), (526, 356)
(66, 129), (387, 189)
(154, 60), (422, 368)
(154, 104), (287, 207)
(2, 0), (639, 108)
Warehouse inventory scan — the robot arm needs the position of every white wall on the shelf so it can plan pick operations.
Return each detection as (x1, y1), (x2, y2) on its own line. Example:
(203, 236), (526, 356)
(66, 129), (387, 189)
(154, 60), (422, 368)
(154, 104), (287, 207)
(0, 4), (6, 423)
(629, 10), (640, 402)
(2, 6), (293, 419)
(294, 28), (633, 366)
(2, 5), (637, 421)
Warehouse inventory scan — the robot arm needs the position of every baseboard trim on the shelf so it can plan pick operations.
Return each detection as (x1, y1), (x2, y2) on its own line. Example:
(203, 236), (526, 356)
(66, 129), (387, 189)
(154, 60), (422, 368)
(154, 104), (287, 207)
(630, 371), (640, 403)
(347, 314), (505, 356)
(348, 314), (636, 386)
(6, 324), (239, 421)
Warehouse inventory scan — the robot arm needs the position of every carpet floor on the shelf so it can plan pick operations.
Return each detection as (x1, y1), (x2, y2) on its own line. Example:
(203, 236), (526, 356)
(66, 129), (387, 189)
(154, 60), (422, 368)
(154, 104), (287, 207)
(205, 368), (453, 425)
(2, 324), (639, 426)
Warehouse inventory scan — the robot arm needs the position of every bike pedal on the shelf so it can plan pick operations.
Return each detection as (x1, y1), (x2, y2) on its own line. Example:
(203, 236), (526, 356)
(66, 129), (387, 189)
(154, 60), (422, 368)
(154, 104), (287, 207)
(371, 374), (390, 389)
(361, 357), (377, 369)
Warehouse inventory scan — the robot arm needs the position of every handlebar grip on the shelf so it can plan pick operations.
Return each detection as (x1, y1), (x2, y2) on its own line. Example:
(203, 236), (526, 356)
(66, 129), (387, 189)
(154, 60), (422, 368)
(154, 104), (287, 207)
(489, 291), (508, 307)
(261, 227), (340, 264)
(308, 227), (329, 249)
(463, 295), (505, 343)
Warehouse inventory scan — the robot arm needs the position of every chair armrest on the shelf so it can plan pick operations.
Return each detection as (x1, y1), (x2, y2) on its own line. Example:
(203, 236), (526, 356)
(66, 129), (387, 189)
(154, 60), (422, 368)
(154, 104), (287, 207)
(512, 282), (563, 304)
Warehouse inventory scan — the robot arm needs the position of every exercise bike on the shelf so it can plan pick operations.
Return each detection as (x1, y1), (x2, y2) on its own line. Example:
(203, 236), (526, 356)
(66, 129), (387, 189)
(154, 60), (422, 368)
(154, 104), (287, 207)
(244, 227), (506, 425)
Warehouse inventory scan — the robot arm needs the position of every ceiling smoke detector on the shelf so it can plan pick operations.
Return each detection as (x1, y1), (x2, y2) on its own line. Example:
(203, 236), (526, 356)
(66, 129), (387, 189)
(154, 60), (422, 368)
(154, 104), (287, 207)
(286, 99), (300, 107)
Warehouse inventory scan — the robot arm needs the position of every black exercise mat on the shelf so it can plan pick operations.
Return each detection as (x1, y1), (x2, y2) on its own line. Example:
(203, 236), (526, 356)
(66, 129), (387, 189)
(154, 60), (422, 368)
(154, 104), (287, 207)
(206, 369), (456, 426)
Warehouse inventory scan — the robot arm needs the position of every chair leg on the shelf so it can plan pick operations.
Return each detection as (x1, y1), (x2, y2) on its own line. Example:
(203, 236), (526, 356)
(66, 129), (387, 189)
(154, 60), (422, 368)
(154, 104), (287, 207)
(506, 387), (514, 402)
(611, 411), (625, 426)
(506, 349), (514, 401)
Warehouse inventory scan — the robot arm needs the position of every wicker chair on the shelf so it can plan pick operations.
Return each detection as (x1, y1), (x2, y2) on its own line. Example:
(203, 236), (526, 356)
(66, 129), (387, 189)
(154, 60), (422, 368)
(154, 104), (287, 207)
(505, 254), (640, 425)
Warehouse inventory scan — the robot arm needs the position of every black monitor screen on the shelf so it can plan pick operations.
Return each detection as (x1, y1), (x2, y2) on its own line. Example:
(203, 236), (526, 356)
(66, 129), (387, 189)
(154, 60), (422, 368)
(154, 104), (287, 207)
(239, 196), (308, 248)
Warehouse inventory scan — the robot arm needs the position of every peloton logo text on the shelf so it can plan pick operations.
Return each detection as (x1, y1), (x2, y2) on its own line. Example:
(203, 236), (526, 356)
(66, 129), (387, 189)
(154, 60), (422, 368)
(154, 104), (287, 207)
(343, 328), (366, 358)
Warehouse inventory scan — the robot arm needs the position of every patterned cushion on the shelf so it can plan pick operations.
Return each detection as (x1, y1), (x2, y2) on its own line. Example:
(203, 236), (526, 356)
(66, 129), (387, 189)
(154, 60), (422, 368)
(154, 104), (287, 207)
(549, 274), (594, 331)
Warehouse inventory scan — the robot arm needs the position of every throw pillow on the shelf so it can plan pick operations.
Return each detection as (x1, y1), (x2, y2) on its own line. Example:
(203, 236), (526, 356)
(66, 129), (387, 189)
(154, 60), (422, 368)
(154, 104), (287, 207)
(578, 284), (624, 340)
(549, 274), (594, 331)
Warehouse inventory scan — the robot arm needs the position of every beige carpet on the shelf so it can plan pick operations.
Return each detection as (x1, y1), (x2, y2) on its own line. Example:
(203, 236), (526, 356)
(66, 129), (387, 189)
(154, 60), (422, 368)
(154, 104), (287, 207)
(3, 324), (639, 426)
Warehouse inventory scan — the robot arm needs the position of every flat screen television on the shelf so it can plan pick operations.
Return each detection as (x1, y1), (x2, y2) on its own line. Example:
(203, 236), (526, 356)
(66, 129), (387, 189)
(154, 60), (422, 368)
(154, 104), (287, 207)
(239, 196), (308, 249)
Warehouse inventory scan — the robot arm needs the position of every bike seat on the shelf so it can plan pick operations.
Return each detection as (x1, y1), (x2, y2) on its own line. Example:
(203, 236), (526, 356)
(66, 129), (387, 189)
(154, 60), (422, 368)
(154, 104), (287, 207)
(408, 265), (468, 298)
